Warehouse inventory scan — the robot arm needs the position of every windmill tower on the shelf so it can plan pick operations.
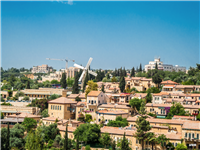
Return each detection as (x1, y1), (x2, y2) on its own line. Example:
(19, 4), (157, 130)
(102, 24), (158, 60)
(74, 57), (97, 89)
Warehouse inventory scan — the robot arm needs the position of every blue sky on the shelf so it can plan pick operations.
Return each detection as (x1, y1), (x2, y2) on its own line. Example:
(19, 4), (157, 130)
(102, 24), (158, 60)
(1, 1), (199, 70)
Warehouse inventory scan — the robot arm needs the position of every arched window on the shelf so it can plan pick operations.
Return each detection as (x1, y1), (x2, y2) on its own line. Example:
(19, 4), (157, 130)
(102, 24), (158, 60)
(91, 100), (93, 104)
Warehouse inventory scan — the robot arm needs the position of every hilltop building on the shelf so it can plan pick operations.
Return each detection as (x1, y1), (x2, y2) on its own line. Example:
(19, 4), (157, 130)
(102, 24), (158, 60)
(144, 58), (186, 72)
(32, 64), (53, 73)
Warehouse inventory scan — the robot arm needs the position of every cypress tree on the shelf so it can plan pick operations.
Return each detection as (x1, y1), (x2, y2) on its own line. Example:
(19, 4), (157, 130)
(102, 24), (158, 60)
(121, 132), (131, 150)
(106, 73), (110, 79)
(83, 71), (89, 92)
(6, 122), (10, 150)
(26, 80), (30, 89)
(155, 62), (158, 70)
(123, 67), (126, 77)
(101, 84), (105, 93)
(146, 90), (152, 103)
(139, 63), (142, 72)
(119, 76), (125, 92)
(134, 101), (152, 150)
(75, 133), (79, 150)
(61, 73), (67, 89)
(64, 124), (69, 150)
(111, 140), (116, 150)
(72, 74), (79, 94)
(130, 67), (135, 77)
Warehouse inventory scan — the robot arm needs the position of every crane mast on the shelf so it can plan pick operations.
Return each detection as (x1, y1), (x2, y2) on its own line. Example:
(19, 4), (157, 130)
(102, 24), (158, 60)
(46, 58), (75, 70)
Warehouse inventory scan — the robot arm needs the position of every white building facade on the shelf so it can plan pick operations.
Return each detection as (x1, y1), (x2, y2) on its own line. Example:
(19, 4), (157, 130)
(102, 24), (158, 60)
(145, 58), (186, 72)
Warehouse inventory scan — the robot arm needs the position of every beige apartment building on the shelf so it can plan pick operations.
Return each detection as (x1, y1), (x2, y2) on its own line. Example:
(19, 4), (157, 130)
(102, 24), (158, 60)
(20, 88), (65, 100)
(48, 97), (77, 120)
(125, 77), (156, 91)
(32, 64), (53, 73)
(1, 105), (40, 117)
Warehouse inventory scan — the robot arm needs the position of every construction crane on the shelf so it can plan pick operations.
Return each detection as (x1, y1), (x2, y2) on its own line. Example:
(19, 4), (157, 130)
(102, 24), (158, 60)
(46, 58), (75, 70)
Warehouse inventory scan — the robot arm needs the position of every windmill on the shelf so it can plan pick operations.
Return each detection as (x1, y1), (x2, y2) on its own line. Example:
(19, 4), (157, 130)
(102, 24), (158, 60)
(74, 57), (97, 84)
(46, 58), (75, 70)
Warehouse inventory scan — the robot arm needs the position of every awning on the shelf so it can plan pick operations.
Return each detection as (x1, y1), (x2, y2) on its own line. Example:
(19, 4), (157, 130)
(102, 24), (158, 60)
(157, 116), (166, 119)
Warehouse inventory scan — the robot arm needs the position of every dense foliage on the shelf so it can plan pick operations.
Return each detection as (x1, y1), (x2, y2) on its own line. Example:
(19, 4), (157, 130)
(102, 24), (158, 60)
(107, 116), (128, 127)
(166, 103), (187, 119)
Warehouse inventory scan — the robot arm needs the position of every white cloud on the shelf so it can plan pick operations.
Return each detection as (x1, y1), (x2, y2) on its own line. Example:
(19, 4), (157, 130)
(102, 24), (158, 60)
(56, 0), (73, 5)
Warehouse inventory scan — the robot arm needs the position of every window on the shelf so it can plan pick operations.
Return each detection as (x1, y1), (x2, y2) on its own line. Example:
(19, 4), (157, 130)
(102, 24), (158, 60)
(99, 101), (100, 103)
(192, 133), (194, 138)
(60, 106), (61, 110)
(185, 133), (187, 138)
(91, 100), (93, 104)
(67, 107), (70, 111)
(197, 134), (199, 139)
(146, 141), (148, 145)
(172, 143), (174, 146)
(189, 133), (191, 139)
(175, 143), (177, 147)
(89, 100), (90, 103)
(51, 105), (52, 110)
(136, 140), (138, 144)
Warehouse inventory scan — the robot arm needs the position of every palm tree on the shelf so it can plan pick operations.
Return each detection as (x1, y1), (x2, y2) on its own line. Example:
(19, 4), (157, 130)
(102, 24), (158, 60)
(145, 132), (157, 150)
(157, 134), (169, 150)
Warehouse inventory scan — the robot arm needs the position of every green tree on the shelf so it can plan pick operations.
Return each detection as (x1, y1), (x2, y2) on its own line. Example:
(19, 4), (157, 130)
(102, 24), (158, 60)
(67, 77), (74, 87)
(61, 73), (67, 89)
(85, 80), (98, 97)
(75, 132), (79, 150)
(155, 62), (158, 70)
(106, 73), (110, 79)
(6, 122), (10, 150)
(85, 114), (92, 123)
(166, 103), (186, 119)
(146, 90), (152, 103)
(64, 124), (69, 150)
(176, 142), (187, 150)
(26, 80), (31, 89)
(145, 132), (157, 150)
(111, 140), (116, 150)
(49, 94), (60, 100)
(146, 87), (160, 93)
(73, 123), (100, 144)
(120, 132), (131, 150)
(1, 112), (4, 119)
(107, 116), (128, 127)
(101, 84), (105, 93)
(23, 96), (29, 100)
(119, 76), (125, 92)
(22, 117), (37, 132)
(51, 80), (60, 84)
(111, 76), (117, 82)
(129, 98), (144, 114)
(83, 71), (89, 92)
(99, 132), (112, 148)
(130, 67), (135, 77)
(157, 134), (169, 150)
(85, 145), (91, 150)
(41, 109), (49, 118)
(134, 101), (152, 150)
(72, 74), (79, 94)
(152, 73), (162, 88)
(196, 80), (200, 85)
(139, 63), (142, 72)
(75, 96), (81, 102)
(166, 142), (175, 150)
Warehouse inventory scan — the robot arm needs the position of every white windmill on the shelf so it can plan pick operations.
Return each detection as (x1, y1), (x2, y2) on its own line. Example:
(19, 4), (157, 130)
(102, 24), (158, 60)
(74, 57), (97, 83)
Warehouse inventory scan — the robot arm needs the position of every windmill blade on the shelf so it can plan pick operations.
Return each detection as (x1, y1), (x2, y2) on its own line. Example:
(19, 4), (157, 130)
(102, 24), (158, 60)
(85, 57), (93, 70)
(79, 70), (86, 82)
(88, 70), (97, 76)
(74, 63), (85, 70)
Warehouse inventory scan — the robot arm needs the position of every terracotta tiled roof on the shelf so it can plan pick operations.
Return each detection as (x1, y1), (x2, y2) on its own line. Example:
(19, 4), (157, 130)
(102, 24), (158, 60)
(133, 93), (147, 98)
(87, 91), (102, 97)
(57, 125), (76, 132)
(161, 80), (179, 85)
(175, 85), (194, 89)
(186, 94), (200, 97)
(99, 104), (131, 109)
(173, 115), (194, 119)
(170, 93), (186, 96)
(164, 133), (182, 140)
(67, 94), (80, 98)
(141, 78), (152, 81)
(7, 112), (41, 118)
(182, 121), (200, 130)
(79, 93), (86, 99)
(97, 110), (128, 115)
(146, 103), (200, 109)
(48, 97), (77, 104)
(76, 102), (87, 107)
(120, 93), (131, 96)
(42, 117), (62, 121)
(153, 92), (170, 96)
(163, 85), (176, 88)
(101, 126), (135, 136)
